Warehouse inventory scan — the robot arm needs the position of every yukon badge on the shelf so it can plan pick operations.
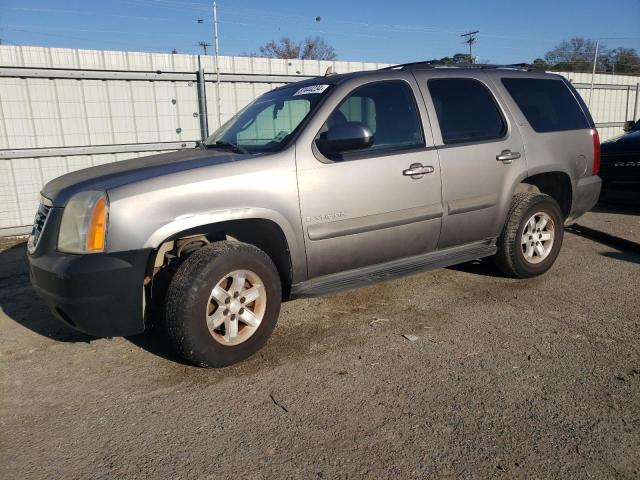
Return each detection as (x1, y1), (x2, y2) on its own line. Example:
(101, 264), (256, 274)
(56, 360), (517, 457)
(307, 212), (346, 224)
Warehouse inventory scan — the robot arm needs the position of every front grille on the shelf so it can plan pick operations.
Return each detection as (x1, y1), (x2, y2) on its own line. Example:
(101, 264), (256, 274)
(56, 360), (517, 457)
(27, 202), (52, 253)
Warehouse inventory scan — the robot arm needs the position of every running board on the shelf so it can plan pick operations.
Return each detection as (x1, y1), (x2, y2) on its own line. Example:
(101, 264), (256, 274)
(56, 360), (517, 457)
(290, 240), (497, 299)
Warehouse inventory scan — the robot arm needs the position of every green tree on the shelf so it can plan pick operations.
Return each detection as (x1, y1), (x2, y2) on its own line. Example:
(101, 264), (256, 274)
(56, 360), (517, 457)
(532, 58), (549, 70)
(452, 53), (472, 64)
(425, 53), (472, 65)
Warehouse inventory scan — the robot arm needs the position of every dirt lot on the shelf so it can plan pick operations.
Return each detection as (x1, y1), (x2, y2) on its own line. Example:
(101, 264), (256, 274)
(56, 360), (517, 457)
(1, 207), (639, 479)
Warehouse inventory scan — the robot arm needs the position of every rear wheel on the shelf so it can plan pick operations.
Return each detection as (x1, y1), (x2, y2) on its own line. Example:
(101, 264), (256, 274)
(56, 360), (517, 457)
(493, 192), (564, 278)
(164, 241), (281, 367)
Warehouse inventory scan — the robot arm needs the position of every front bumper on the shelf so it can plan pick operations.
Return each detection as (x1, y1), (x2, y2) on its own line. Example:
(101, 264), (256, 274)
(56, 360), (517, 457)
(27, 208), (151, 337)
(567, 175), (602, 222)
(29, 249), (151, 337)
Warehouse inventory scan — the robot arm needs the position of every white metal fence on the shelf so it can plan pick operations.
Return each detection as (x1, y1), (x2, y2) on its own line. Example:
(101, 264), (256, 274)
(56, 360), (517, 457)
(1, 45), (639, 234)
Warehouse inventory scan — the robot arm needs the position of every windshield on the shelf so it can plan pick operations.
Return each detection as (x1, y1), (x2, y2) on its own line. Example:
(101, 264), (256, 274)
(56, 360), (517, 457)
(204, 84), (332, 153)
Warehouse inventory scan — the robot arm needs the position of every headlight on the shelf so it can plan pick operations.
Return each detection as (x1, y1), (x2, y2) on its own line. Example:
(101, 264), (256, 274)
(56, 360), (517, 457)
(58, 191), (108, 254)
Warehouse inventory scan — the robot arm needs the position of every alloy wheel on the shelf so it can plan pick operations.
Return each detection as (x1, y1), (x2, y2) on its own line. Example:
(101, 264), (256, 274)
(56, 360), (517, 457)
(206, 269), (266, 346)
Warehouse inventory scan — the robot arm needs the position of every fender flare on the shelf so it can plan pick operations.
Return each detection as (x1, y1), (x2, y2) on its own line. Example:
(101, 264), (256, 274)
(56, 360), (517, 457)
(499, 166), (574, 230)
(143, 206), (307, 281)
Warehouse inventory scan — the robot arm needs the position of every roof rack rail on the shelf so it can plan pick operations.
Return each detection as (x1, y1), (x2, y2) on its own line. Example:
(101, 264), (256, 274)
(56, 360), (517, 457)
(379, 61), (436, 70)
(504, 63), (537, 70)
(379, 62), (535, 72)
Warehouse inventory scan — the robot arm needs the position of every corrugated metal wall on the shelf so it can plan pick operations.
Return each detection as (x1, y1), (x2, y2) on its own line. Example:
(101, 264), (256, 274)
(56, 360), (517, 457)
(1, 45), (638, 234)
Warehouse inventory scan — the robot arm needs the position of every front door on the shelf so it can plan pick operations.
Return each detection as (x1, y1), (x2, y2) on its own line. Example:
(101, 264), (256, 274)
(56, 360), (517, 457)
(295, 78), (443, 278)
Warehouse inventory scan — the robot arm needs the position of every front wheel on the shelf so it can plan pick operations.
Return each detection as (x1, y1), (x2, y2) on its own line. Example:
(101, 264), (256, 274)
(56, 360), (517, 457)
(493, 192), (564, 278)
(164, 241), (282, 367)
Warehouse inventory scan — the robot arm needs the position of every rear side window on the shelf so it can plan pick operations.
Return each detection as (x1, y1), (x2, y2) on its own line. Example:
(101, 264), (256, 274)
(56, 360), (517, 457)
(501, 78), (589, 133)
(428, 78), (506, 144)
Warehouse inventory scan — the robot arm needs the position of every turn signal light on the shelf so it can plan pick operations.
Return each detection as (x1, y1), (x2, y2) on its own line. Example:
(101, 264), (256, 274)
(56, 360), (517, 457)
(87, 196), (107, 251)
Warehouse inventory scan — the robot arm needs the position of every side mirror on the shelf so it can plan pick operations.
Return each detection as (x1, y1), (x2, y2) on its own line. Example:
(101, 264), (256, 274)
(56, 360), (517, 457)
(623, 120), (635, 132)
(315, 122), (374, 156)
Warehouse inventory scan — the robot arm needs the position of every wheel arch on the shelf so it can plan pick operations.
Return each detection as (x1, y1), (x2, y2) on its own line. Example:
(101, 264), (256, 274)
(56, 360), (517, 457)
(515, 171), (573, 219)
(146, 211), (304, 297)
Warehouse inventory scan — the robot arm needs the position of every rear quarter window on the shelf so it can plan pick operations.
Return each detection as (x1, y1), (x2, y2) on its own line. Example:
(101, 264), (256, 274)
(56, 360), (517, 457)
(501, 78), (590, 133)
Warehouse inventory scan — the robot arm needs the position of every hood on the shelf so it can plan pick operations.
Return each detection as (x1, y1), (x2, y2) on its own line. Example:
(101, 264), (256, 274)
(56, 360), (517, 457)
(42, 148), (247, 206)
(601, 130), (640, 156)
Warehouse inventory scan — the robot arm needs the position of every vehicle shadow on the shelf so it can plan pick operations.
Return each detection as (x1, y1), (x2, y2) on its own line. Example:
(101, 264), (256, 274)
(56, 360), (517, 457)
(600, 251), (640, 265)
(0, 240), (93, 342)
(447, 257), (510, 278)
(126, 310), (193, 367)
(0, 240), (191, 364)
(569, 200), (640, 263)
(448, 198), (640, 276)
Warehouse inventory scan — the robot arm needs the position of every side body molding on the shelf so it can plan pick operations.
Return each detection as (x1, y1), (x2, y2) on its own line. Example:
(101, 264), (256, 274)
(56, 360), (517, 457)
(307, 204), (444, 241)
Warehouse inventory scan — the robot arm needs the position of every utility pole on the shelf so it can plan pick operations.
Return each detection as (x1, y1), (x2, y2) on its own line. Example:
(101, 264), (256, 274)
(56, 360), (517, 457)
(212, 1), (222, 128)
(198, 42), (211, 55)
(588, 41), (599, 107)
(461, 30), (479, 64)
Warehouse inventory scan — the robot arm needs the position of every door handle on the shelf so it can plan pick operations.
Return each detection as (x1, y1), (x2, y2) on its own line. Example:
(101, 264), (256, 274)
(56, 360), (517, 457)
(403, 163), (434, 178)
(496, 150), (521, 164)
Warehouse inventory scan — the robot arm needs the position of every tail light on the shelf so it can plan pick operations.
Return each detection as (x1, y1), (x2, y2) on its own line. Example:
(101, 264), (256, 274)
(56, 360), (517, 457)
(591, 128), (600, 176)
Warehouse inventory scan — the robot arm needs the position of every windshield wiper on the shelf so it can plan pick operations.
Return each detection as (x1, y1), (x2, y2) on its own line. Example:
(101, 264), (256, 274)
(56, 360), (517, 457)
(206, 140), (249, 154)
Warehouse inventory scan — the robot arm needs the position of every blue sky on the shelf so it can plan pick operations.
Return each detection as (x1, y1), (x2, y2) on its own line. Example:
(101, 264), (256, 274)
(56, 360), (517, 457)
(1, 0), (639, 64)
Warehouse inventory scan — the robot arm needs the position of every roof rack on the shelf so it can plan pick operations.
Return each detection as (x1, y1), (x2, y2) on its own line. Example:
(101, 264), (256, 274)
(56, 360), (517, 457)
(379, 61), (437, 70)
(380, 62), (535, 72)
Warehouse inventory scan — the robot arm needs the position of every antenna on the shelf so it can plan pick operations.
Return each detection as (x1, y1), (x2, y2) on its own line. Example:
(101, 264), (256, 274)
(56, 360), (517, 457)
(461, 30), (479, 64)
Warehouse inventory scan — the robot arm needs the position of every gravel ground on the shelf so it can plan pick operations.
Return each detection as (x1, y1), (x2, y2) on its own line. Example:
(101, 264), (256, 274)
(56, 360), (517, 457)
(1, 211), (639, 479)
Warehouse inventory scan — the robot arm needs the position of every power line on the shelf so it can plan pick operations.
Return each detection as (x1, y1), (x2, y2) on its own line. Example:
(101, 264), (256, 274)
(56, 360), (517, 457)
(3, 27), (197, 53)
(113, 0), (466, 35)
(5, 2), (639, 62)
(7, 4), (639, 49)
(3, 24), (200, 39)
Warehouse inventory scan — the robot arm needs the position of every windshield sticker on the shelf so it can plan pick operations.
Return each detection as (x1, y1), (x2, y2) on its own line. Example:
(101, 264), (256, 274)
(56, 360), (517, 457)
(293, 84), (330, 96)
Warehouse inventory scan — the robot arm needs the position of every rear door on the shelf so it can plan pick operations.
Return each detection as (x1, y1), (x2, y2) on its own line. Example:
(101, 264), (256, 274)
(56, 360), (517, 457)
(413, 71), (528, 248)
(294, 76), (443, 278)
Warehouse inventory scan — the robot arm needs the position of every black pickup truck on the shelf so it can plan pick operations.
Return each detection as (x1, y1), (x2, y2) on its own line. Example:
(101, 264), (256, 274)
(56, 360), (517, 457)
(599, 120), (640, 205)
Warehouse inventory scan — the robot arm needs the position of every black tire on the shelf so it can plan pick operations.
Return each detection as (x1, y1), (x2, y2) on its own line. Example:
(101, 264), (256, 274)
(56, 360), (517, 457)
(493, 192), (564, 278)
(164, 241), (282, 367)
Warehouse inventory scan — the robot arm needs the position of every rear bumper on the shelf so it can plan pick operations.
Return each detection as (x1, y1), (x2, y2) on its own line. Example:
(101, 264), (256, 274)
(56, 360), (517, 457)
(28, 248), (151, 337)
(568, 175), (601, 222)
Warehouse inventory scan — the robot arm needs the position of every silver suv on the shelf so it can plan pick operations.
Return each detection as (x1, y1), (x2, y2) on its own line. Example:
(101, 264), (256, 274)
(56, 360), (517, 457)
(27, 63), (601, 367)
